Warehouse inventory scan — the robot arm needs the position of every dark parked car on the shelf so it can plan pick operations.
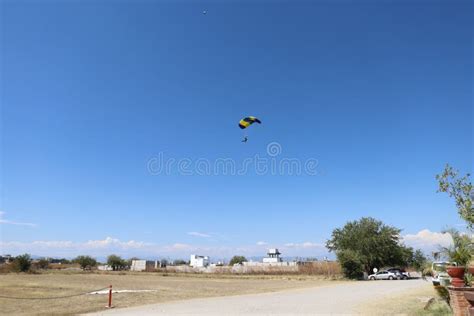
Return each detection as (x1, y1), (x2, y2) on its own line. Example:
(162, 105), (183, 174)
(387, 268), (410, 279)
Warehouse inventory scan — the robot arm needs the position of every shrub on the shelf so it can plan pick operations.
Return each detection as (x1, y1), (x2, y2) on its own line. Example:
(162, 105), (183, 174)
(35, 258), (50, 270)
(465, 272), (473, 287)
(13, 254), (32, 272)
(229, 256), (247, 266)
(74, 255), (97, 270)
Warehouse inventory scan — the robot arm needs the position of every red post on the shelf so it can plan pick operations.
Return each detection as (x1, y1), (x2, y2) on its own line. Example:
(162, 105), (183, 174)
(107, 285), (113, 308)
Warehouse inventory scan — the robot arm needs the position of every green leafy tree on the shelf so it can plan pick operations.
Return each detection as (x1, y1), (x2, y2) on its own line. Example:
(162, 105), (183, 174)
(440, 228), (473, 266)
(74, 255), (97, 270)
(437, 164), (473, 227)
(107, 254), (127, 271)
(13, 254), (32, 272)
(411, 249), (427, 271)
(229, 256), (247, 266)
(398, 246), (415, 268)
(326, 217), (411, 278)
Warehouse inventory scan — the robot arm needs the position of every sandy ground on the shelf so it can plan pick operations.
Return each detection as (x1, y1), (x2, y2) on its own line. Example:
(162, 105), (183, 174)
(0, 271), (339, 315)
(88, 279), (431, 315)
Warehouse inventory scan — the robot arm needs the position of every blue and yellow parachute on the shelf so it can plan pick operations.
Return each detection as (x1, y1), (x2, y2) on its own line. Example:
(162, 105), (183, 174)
(238, 116), (262, 129)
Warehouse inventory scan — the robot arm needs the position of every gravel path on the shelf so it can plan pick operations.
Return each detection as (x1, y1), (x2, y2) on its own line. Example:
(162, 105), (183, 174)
(88, 279), (429, 315)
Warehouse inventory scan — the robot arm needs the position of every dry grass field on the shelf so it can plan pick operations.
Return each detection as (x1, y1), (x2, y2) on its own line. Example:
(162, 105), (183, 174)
(0, 270), (343, 315)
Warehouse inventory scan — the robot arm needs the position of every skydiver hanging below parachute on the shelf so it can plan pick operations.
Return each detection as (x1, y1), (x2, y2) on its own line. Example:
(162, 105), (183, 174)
(238, 116), (261, 143)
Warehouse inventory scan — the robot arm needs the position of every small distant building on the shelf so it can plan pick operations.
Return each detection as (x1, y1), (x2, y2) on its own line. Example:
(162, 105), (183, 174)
(263, 248), (282, 263)
(190, 255), (210, 268)
(97, 265), (113, 271)
(0, 255), (13, 264)
(130, 260), (161, 272)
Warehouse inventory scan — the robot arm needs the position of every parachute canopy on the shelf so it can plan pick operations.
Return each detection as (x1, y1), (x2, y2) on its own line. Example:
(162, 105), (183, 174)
(238, 116), (262, 129)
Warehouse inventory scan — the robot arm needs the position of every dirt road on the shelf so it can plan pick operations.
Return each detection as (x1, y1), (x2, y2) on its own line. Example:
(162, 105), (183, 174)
(89, 279), (430, 315)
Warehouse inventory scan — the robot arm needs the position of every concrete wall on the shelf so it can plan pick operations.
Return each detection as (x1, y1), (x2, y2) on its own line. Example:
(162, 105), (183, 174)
(164, 263), (299, 274)
(243, 261), (297, 267)
(97, 265), (113, 271)
(130, 260), (160, 272)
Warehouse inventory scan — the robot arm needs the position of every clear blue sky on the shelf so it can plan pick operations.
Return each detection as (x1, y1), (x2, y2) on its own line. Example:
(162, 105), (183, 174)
(1, 0), (472, 258)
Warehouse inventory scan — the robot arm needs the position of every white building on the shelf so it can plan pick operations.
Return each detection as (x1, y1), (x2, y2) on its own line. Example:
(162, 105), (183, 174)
(130, 260), (161, 272)
(190, 255), (210, 268)
(263, 248), (282, 263)
(97, 265), (113, 271)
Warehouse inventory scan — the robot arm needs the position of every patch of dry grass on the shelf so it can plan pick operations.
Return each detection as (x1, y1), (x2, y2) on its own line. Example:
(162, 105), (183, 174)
(354, 282), (452, 316)
(0, 270), (343, 315)
(298, 261), (341, 276)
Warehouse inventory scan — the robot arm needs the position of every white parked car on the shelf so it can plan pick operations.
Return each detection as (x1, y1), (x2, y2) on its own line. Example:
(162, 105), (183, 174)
(432, 261), (456, 286)
(368, 270), (399, 280)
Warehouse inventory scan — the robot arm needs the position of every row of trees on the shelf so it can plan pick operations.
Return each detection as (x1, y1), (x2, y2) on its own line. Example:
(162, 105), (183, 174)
(74, 254), (135, 270)
(72, 256), (184, 270)
(6, 254), (140, 272)
(7, 254), (242, 272)
(2, 254), (51, 272)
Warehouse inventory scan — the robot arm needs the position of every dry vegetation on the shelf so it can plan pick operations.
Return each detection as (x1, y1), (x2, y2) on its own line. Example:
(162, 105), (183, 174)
(0, 270), (345, 315)
(297, 261), (341, 276)
(162, 261), (341, 276)
(354, 283), (452, 316)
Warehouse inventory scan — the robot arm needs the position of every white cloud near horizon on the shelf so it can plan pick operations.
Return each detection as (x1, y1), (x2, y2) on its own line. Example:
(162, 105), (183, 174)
(187, 232), (211, 238)
(0, 237), (156, 259)
(0, 211), (37, 227)
(0, 236), (330, 259)
(402, 229), (453, 254)
(283, 242), (325, 249)
(1, 237), (148, 251)
(0, 229), (455, 260)
(166, 243), (193, 250)
(83, 237), (148, 249)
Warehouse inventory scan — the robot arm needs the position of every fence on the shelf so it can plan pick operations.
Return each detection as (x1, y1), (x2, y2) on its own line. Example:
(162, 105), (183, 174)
(0, 285), (115, 308)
